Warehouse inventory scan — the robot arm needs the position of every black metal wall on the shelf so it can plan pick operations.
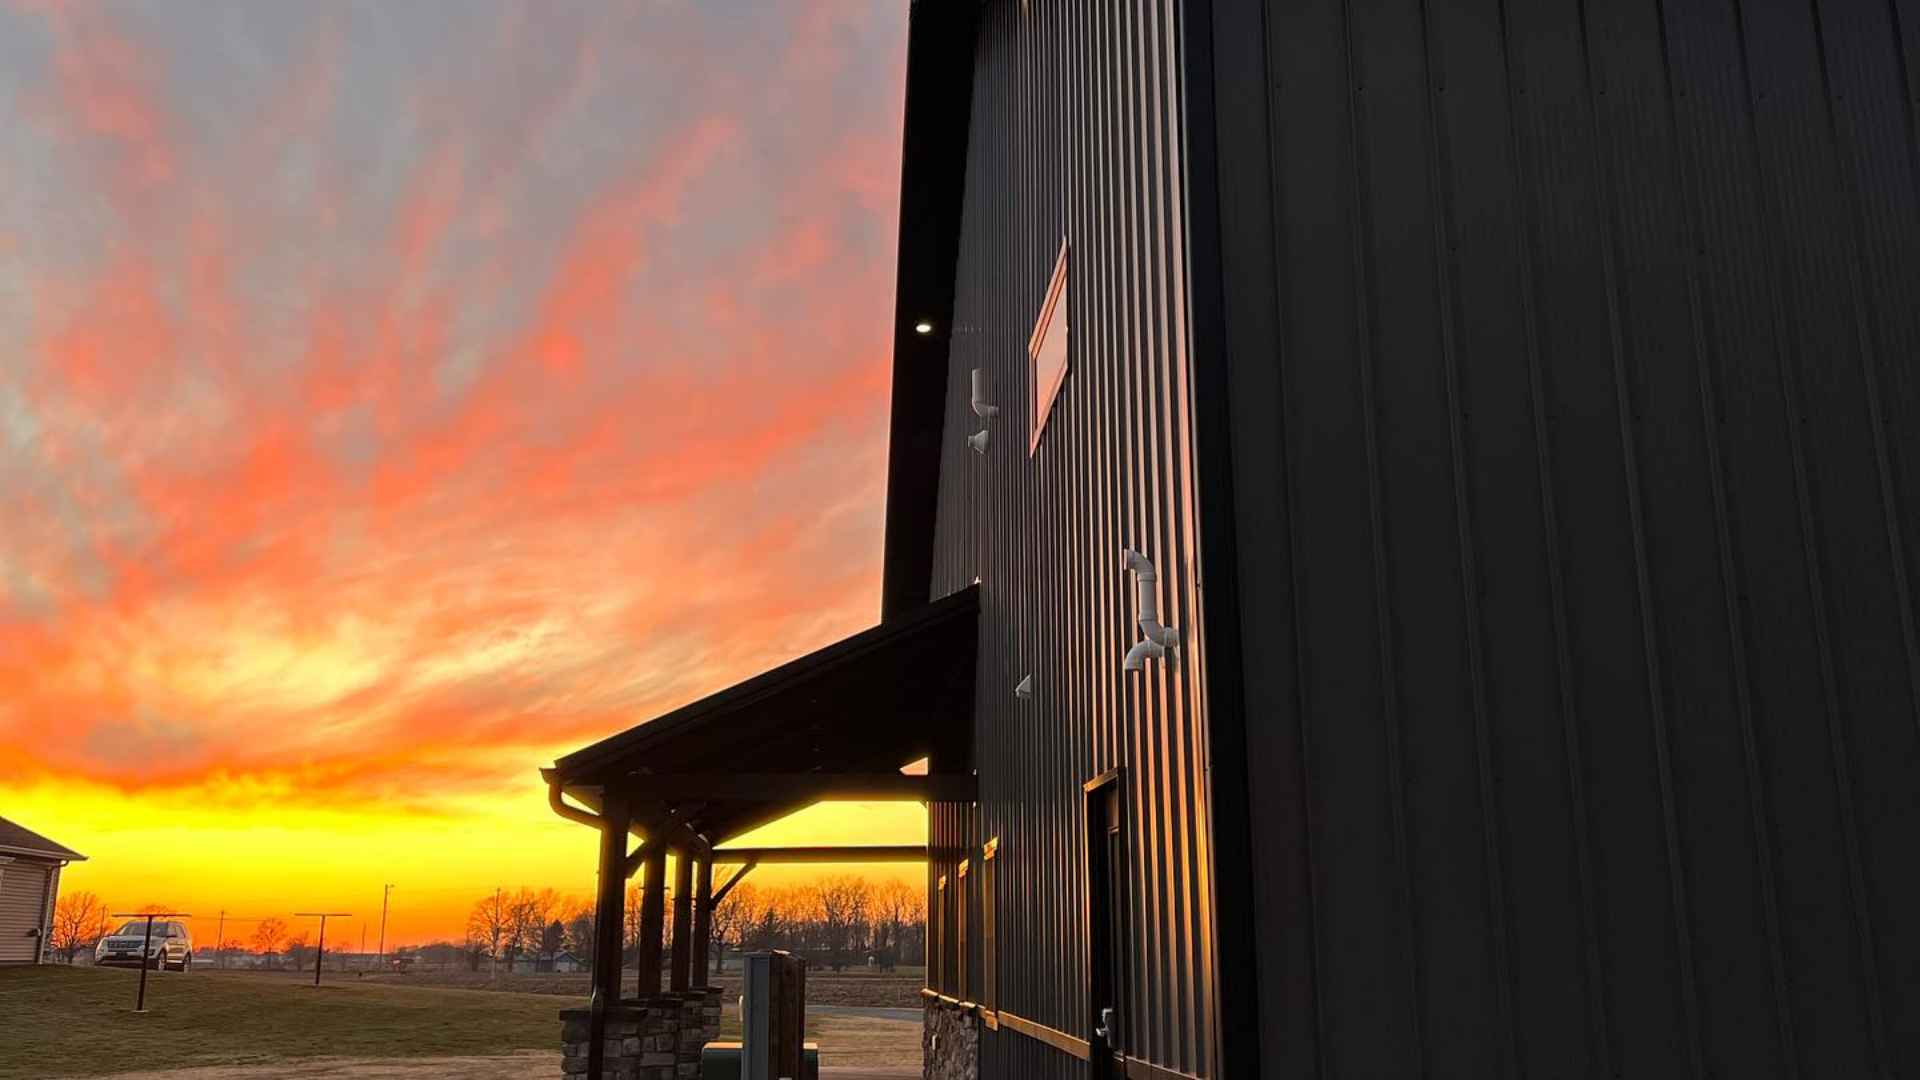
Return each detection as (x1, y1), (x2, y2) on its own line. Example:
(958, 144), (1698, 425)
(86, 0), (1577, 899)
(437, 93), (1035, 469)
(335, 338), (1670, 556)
(1201, 0), (1920, 1075)
(925, 1), (1218, 1077)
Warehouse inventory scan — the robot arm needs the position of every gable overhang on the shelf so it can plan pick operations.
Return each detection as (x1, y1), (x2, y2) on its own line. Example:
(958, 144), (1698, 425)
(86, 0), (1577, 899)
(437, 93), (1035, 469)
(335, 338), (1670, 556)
(881, 0), (979, 618)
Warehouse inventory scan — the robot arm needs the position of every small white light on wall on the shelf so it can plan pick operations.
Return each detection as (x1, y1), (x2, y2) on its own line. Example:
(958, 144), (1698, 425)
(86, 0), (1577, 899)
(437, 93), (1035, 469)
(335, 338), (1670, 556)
(967, 428), (990, 454)
(914, 320), (935, 335)
(970, 368), (998, 420)
(1014, 674), (1033, 701)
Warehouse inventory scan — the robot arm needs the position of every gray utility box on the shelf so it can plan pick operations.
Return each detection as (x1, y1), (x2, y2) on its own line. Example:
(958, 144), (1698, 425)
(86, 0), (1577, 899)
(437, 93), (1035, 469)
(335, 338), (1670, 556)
(701, 950), (813, 1080)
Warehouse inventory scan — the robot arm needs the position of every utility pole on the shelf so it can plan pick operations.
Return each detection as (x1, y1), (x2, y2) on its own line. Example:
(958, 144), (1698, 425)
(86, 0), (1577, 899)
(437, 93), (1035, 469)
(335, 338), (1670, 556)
(214, 910), (225, 970)
(376, 883), (393, 971)
(293, 912), (352, 987)
(491, 887), (500, 978)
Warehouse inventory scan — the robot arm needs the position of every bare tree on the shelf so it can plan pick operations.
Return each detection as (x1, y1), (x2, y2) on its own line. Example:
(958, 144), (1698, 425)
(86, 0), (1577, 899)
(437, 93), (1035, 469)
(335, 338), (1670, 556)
(459, 931), (488, 972)
(813, 875), (872, 973)
(51, 891), (110, 963)
(563, 898), (595, 961)
(624, 882), (645, 955)
(284, 931), (313, 971)
(251, 918), (288, 969)
(467, 891), (512, 976)
(505, 887), (557, 967)
(872, 878), (923, 970)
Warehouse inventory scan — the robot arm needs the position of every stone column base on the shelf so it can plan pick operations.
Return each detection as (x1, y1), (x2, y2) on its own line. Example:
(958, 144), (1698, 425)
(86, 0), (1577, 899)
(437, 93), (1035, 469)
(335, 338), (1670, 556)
(924, 997), (980, 1080)
(561, 989), (724, 1080)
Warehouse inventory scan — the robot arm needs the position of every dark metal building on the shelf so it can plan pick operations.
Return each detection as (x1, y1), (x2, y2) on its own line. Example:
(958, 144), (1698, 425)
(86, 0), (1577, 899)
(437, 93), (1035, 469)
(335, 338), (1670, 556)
(551, 0), (1920, 1076)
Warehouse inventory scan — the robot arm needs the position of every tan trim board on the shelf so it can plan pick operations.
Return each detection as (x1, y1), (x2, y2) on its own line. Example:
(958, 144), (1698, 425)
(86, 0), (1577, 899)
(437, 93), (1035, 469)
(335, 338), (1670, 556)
(994, 1009), (1091, 1062)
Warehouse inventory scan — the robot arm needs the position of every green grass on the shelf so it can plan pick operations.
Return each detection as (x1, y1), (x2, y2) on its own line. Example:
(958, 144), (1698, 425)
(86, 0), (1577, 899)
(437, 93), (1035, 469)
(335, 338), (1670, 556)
(0, 965), (567, 1079)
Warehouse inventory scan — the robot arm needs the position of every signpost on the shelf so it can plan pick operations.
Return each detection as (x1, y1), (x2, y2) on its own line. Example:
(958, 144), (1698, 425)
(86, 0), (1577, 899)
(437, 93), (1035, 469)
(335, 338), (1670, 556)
(293, 912), (352, 987)
(110, 911), (191, 1014)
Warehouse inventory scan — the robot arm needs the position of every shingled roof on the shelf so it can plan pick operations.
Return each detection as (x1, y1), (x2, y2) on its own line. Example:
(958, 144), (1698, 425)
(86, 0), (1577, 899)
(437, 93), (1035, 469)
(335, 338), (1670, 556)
(0, 815), (85, 861)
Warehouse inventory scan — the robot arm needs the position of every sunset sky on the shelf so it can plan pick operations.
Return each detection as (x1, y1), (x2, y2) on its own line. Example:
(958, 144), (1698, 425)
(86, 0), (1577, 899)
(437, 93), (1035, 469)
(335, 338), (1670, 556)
(0, 0), (922, 948)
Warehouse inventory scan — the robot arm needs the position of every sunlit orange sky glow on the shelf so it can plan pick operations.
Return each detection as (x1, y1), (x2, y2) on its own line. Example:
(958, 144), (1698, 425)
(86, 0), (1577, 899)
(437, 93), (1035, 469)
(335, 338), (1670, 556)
(0, 0), (922, 947)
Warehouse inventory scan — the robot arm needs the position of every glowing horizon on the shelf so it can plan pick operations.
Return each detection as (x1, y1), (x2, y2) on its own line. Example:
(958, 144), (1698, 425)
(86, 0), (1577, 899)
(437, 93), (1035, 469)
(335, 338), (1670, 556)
(0, 0), (922, 947)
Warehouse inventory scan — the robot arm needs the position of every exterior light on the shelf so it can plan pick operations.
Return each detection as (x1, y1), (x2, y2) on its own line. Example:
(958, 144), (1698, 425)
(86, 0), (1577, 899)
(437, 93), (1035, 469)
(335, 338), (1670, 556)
(914, 320), (935, 335)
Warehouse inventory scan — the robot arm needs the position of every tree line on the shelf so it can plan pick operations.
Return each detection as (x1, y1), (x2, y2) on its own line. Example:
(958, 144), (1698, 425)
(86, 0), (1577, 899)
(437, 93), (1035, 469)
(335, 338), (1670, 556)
(48, 893), (347, 969)
(427, 873), (927, 975)
(48, 873), (930, 975)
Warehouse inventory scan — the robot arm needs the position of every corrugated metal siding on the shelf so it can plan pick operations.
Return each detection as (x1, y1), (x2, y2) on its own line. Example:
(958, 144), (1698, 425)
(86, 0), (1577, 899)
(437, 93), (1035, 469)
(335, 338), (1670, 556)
(0, 859), (52, 963)
(1203, 0), (1920, 1074)
(925, 0), (1217, 1077)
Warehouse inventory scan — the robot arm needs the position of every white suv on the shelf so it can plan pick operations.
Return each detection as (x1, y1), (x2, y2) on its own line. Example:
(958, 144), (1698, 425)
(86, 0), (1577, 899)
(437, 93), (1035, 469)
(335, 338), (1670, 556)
(95, 920), (193, 971)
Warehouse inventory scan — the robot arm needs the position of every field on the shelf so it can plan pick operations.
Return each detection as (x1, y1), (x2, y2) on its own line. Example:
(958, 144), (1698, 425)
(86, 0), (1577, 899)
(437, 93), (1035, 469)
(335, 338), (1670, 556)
(0, 965), (920, 1079)
(357, 964), (927, 1009)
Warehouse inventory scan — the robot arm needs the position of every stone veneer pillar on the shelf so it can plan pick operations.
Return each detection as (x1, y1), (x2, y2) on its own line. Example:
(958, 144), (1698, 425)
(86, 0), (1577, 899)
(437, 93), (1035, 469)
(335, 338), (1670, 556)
(923, 997), (980, 1080)
(561, 988), (723, 1080)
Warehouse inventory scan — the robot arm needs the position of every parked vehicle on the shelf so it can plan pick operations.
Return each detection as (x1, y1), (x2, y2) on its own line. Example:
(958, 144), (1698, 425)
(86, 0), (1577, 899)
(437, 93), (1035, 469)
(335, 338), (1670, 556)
(94, 920), (192, 971)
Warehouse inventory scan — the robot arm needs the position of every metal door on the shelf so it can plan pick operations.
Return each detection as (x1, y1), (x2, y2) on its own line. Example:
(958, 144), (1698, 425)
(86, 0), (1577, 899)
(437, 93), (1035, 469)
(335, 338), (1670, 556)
(1087, 772), (1127, 1078)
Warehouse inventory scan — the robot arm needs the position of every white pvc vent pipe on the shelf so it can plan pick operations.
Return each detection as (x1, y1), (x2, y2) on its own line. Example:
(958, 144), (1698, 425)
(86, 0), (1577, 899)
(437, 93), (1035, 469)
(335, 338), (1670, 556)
(1122, 548), (1180, 671)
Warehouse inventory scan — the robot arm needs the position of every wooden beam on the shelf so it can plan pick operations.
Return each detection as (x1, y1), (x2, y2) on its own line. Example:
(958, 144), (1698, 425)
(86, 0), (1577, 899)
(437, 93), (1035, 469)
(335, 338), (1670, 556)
(710, 845), (926, 864)
(711, 861), (757, 905)
(626, 772), (976, 802)
(636, 843), (667, 997)
(669, 852), (693, 992)
(629, 805), (711, 859)
(689, 857), (713, 986)
(588, 792), (629, 1080)
(621, 837), (657, 880)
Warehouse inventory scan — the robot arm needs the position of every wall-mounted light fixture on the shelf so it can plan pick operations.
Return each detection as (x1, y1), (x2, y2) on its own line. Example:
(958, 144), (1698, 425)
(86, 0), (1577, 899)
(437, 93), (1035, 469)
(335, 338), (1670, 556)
(1014, 674), (1033, 701)
(971, 368), (998, 420)
(1122, 548), (1180, 672)
(914, 320), (935, 335)
(966, 428), (990, 454)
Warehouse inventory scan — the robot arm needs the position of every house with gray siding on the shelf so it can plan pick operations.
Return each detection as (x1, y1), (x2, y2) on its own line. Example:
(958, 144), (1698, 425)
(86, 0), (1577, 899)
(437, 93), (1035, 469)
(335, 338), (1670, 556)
(0, 816), (85, 965)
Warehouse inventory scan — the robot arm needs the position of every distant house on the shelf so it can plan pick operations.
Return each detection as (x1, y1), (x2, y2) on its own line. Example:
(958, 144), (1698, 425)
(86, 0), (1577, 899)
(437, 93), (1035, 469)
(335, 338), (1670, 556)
(510, 950), (583, 974)
(0, 816), (85, 965)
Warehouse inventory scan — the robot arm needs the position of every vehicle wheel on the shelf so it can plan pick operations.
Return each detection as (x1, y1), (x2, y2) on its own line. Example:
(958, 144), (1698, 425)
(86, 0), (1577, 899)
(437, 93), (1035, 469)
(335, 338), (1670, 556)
(182, 953), (192, 972)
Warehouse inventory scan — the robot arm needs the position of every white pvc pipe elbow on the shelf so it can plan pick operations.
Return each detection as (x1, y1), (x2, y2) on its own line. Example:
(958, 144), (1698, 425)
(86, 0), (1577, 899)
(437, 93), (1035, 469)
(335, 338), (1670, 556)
(1122, 548), (1180, 672)
(971, 368), (998, 420)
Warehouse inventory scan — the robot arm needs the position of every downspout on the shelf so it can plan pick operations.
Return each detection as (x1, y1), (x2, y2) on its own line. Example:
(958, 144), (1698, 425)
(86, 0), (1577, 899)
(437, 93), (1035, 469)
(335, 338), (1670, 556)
(547, 775), (618, 1080)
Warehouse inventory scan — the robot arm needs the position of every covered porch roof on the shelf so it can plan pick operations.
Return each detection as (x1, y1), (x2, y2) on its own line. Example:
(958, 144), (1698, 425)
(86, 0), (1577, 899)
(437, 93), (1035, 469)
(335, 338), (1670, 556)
(544, 587), (979, 1060)
(545, 583), (978, 851)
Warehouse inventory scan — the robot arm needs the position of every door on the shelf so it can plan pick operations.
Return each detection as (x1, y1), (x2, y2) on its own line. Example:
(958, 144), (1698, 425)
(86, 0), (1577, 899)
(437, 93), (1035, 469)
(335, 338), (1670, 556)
(1086, 771), (1127, 1078)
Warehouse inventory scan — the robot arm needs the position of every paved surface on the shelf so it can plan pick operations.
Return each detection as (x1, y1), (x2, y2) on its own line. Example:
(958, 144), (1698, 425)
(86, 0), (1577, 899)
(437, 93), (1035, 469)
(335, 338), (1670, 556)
(807, 1004), (922, 1021)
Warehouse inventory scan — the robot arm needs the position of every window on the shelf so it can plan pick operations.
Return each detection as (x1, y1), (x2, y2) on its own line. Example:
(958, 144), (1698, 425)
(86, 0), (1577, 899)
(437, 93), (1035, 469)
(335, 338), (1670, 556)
(982, 839), (998, 1011)
(1029, 238), (1070, 453)
(956, 860), (971, 1002)
(933, 874), (947, 993)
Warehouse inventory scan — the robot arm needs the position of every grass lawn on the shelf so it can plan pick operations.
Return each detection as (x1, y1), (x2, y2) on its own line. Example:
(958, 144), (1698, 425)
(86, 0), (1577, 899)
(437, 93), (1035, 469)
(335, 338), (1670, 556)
(0, 966), (563, 1080)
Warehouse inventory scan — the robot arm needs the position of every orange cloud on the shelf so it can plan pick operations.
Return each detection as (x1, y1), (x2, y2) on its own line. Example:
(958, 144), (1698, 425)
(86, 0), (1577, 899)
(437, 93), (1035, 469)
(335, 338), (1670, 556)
(0, 0), (911, 939)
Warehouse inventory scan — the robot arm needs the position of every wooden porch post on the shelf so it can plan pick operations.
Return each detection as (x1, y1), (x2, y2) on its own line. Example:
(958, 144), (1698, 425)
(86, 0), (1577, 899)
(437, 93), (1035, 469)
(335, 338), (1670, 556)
(690, 856), (713, 985)
(637, 841), (667, 996)
(669, 852), (694, 991)
(587, 791), (629, 1080)
(590, 792), (628, 1000)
